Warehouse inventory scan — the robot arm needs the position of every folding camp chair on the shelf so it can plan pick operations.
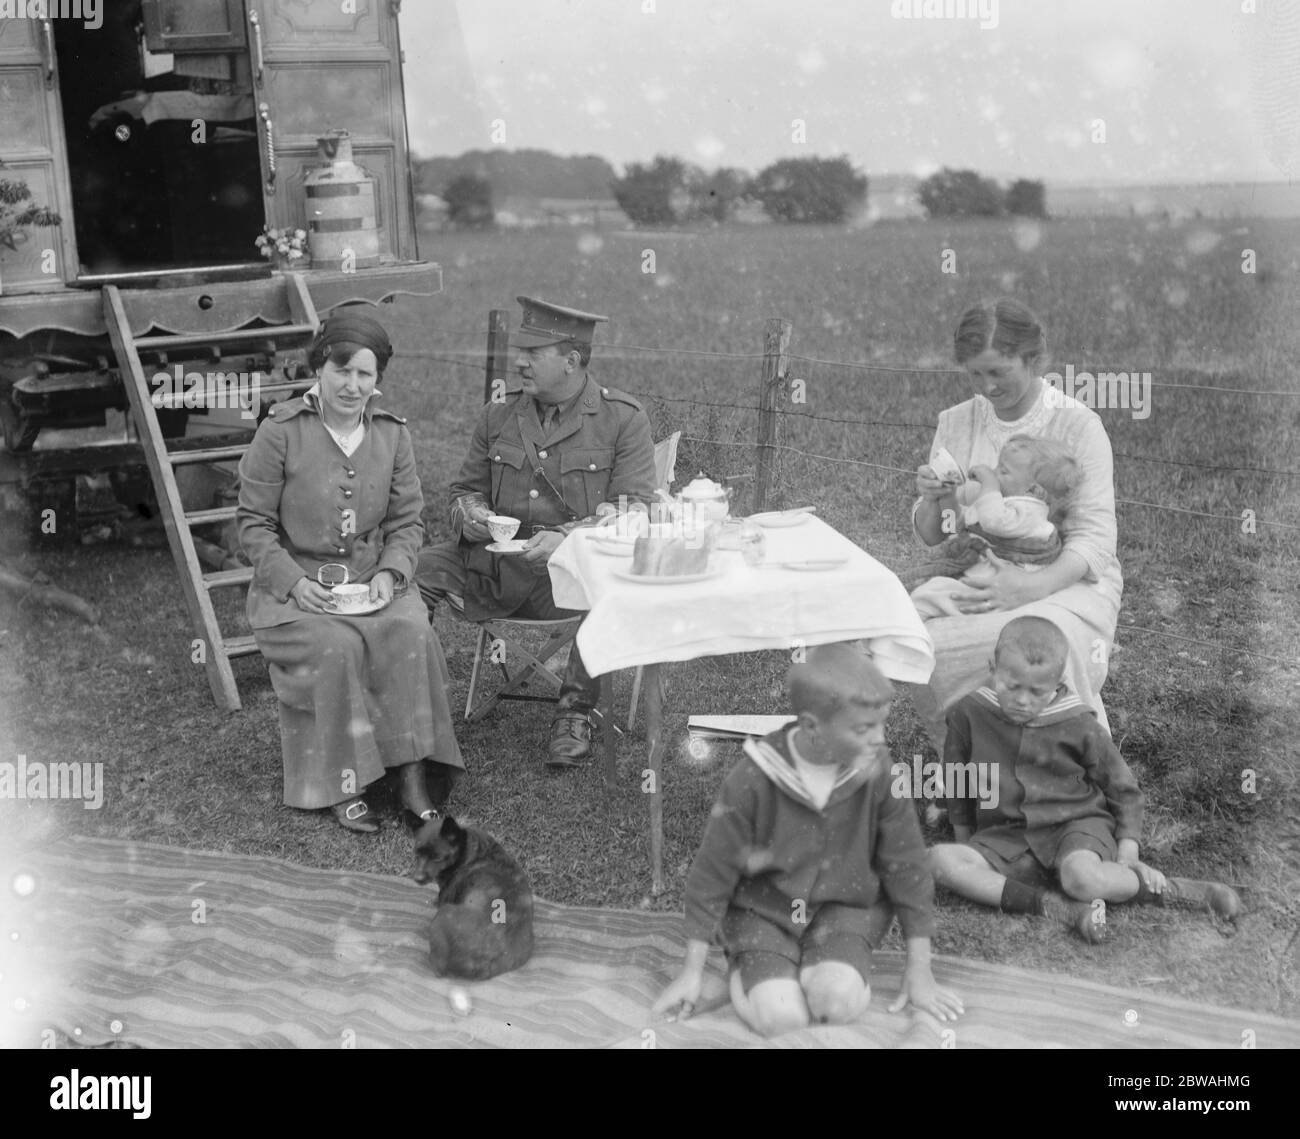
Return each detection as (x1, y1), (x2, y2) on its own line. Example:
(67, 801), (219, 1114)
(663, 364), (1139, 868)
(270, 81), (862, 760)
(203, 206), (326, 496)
(460, 431), (680, 727)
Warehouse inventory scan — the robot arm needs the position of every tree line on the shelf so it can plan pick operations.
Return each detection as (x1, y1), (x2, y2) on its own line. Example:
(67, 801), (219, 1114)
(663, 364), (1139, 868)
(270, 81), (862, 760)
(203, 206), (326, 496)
(425, 152), (1047, 227)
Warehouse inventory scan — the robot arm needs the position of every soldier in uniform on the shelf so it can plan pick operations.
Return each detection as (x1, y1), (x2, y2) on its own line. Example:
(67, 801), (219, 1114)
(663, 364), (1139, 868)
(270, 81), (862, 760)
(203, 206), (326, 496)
(416, 297), (657, 766)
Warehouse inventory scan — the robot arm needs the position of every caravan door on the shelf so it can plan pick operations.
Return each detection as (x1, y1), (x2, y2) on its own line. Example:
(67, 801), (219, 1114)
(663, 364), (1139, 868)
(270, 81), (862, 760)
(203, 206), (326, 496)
(246, 0), (419, 263)
(0, 14), (78, 294)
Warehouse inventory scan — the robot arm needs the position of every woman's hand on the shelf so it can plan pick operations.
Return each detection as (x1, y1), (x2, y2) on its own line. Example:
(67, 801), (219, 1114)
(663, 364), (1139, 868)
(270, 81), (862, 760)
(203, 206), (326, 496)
(369, 570), (397, 605)
(953, 549), (1090, 616)
(915, 464), (953, 501)
(289, 578), (339, 615)
(949, 555), (1045, 615)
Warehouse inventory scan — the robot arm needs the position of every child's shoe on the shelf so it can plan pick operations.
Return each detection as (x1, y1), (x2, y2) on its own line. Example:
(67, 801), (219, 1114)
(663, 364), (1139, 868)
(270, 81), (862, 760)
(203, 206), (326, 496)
(1041, 894), (1107, 944)
(1150, 877), (1242, 920)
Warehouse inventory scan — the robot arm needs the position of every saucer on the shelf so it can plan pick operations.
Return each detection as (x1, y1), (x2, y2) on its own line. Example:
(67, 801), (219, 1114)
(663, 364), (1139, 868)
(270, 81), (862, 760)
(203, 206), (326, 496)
(485, 540), (528, 554)
(768, 558), (848, 572)
(331, 595), (391, 616)
(612, 567), (722, 586)
(588, 529), (637, 546)
(749, 510), (812, 528)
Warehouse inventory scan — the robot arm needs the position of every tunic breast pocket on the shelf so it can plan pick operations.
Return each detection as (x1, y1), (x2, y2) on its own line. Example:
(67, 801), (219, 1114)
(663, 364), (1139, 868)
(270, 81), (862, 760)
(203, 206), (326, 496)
(561, 448), (615, 517)
(489, 442), (527, 504)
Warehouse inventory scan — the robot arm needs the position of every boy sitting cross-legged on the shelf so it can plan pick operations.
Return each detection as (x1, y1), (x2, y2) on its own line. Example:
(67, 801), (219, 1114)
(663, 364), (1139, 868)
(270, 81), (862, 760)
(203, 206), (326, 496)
(929, 616), (1241, 942)
(653, 643), (964, 1037)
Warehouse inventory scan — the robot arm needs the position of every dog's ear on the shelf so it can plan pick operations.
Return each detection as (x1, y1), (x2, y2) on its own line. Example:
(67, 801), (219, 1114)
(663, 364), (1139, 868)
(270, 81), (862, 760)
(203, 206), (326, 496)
(440, 814), (463, 840)
(404, 809), (431, 834)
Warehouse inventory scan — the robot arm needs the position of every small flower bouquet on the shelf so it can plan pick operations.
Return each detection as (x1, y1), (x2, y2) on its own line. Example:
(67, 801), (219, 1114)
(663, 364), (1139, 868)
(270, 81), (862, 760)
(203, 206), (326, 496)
(255, 225), (309, 269)
(0, 159), (61, 252)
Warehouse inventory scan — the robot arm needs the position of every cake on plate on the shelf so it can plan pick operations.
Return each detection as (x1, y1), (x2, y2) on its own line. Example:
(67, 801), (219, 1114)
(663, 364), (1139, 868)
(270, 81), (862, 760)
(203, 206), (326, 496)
(631, 535), (711, 576)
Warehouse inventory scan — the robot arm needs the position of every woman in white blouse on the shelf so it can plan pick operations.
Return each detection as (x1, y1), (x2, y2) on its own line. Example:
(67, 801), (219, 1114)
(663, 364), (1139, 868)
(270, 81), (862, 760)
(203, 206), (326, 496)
(910, 298), (1123, 751)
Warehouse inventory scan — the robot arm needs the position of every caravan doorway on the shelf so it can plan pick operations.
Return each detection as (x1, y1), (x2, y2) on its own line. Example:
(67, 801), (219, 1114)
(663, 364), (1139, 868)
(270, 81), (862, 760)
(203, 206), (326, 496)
(52, 1), (265, 277)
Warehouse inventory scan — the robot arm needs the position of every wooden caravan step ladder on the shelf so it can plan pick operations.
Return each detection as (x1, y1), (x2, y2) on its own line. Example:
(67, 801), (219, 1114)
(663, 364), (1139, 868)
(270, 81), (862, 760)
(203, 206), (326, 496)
(103, 274), (321, 712)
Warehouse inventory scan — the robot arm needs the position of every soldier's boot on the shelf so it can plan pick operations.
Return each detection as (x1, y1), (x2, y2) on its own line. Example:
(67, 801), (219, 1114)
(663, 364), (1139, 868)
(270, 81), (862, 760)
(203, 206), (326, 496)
(547, 639), (598, 768)
(547, 713), (592, 767)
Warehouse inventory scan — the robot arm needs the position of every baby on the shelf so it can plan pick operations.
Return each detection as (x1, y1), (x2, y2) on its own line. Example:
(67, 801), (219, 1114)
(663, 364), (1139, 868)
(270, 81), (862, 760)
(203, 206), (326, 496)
(910, 434), (1082, 620)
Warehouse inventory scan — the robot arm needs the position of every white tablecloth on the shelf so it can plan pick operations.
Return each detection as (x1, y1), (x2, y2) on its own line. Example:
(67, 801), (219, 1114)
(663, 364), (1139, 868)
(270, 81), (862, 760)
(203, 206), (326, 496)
(547, 517), (934, 683)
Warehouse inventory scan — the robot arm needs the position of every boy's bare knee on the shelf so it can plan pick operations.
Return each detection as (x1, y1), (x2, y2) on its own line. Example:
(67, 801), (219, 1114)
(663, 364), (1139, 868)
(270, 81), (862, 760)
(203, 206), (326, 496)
(928, 842), (977, 882)
(802, 963), (869, 1024)
(744, 981), (810, 1037)
(1058, 852), (1102, 900)
(752, 999), (810, 1037)
(805, 981), (870, 1024)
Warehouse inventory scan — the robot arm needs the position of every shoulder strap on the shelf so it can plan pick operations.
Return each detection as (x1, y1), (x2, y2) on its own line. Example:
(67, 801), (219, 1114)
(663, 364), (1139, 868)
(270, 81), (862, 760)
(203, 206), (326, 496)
(515, 414), (579, 521)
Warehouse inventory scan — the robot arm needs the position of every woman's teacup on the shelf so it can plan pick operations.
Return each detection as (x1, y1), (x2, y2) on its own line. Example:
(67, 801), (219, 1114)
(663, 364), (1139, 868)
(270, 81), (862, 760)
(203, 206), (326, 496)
(487, 515), (521, 543)
(929, 447), (965, 485)
(331, 583), (371, 612)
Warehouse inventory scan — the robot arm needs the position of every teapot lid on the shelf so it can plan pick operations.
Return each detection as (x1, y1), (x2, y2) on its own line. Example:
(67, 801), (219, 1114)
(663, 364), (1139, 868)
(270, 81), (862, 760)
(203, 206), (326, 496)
(681, 472), (724, 498)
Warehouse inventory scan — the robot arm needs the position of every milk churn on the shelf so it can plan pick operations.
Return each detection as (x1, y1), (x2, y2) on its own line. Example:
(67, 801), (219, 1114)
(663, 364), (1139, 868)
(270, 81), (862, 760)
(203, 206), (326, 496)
(304, 130), (381, 269)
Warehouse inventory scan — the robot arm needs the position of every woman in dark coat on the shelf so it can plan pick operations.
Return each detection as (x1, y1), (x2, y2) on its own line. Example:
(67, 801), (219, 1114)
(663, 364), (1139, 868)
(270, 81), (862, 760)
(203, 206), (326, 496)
(237, 311), (463, 832)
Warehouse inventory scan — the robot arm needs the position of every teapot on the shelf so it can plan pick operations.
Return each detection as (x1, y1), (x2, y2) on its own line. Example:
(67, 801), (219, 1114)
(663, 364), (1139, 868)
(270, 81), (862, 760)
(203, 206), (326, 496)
(675, 473), (733, 526)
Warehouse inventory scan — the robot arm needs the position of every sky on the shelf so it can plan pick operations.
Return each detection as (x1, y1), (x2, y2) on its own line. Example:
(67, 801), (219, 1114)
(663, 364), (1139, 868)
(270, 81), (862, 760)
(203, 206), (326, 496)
(399, 0), (1300, 185)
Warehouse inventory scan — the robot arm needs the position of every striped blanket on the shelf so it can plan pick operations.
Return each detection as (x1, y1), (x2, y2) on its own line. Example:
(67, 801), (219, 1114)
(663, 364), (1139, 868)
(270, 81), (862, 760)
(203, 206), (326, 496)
(2, 837), (1295, 1049)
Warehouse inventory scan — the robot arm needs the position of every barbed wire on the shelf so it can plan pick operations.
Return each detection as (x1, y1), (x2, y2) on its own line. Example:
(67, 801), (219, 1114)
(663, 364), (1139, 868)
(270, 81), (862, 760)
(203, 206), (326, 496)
(681, 435), (1300, 531)
(1115, 498), (1300, 531)
(1110, 452), (1300, 478)
(681, 437), (1297, 667)
(668, 398), (1300, 478)
(788, 352), (1300, 397)
(399, 351), (488, 371)
(598, 343), (767, 361)
(680, 435), (917, 477)
(1114, 624), (1299, 668)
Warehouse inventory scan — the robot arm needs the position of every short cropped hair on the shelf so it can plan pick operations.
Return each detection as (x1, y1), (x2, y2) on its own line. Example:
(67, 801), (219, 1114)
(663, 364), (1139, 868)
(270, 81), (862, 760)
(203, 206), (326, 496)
(1003, 434), (1083, 513)
(555, 339), (593, 368)
(994, 616), (1069, 675)
(788, 643), (894, 720)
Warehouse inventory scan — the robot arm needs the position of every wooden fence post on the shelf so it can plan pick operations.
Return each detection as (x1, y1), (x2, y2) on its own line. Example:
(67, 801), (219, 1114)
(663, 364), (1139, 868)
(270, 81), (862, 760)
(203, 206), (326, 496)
(484, 309), (511, 405)
(753, 317), (792, 513)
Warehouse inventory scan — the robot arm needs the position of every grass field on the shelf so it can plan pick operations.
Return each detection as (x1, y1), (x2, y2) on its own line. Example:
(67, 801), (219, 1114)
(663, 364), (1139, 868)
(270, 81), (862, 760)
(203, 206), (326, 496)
(3, 215), (1299, 1021)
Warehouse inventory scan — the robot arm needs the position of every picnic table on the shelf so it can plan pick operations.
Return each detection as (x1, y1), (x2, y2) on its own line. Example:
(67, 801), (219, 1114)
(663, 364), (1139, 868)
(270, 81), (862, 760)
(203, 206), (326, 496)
(548, 515), (935, 893)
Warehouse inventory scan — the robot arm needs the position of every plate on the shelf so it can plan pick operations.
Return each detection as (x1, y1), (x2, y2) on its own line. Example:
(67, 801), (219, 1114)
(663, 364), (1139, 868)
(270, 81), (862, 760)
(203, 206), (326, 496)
(776, 558), (848, 572)
(612, 567), (722, 586)
(330, 595), (392, 616)
(588, 529), (637, 546)
(485, 540), (529, 554)
(749, 510), (812, 528)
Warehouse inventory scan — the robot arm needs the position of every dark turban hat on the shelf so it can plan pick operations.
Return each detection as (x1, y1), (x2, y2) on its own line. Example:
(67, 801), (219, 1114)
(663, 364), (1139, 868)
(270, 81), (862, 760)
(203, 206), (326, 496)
(309, 309), (395, 373)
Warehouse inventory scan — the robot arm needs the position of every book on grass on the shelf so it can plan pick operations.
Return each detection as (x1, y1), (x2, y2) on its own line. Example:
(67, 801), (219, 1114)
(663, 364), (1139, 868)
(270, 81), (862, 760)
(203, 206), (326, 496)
(686, 715), (797, 740)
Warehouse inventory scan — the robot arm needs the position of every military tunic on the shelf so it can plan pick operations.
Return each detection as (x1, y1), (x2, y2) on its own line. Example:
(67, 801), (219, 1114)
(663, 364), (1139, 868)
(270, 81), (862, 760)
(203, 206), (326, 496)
(419, 373), (656, 622)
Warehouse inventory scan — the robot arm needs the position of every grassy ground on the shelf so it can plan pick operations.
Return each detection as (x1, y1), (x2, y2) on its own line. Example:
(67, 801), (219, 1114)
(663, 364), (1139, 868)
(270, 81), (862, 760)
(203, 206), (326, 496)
(2, 216), (1298, 1021)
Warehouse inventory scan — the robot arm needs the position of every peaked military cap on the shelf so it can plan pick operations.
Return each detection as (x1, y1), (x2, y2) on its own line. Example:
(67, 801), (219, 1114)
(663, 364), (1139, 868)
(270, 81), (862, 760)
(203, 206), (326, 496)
(510, 296), (609, 349)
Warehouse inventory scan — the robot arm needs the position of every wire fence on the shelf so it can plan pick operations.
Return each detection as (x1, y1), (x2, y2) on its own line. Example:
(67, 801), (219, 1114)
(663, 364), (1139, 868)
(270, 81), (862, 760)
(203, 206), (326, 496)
(401, 315), (1300, 670)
